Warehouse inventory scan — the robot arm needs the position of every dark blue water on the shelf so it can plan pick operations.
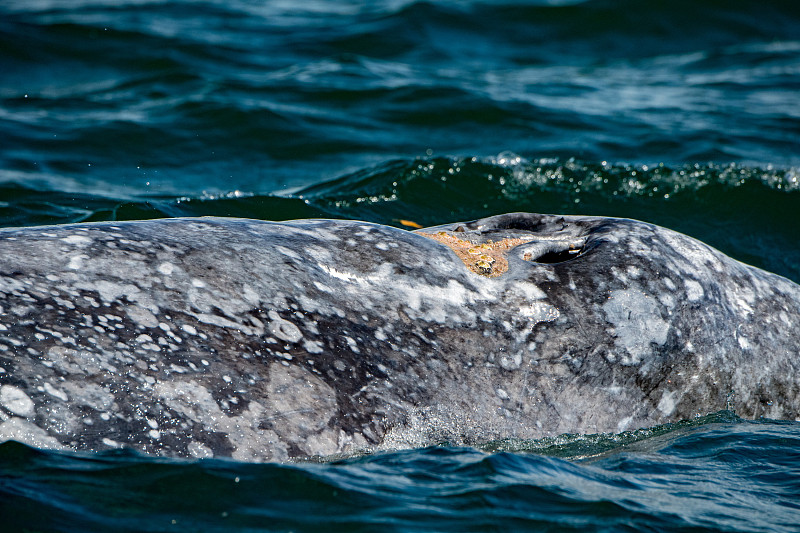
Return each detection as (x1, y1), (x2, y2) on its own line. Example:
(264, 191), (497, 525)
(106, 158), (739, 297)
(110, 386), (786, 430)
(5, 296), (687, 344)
(2, 414), (800, 532)
(1, 0), (800, 530)
(3, 0), (800, 195)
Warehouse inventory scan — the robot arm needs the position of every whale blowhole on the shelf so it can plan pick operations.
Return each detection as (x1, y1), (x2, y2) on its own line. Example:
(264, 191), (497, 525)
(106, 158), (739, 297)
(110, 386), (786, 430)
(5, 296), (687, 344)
(523, 244), (585, 264)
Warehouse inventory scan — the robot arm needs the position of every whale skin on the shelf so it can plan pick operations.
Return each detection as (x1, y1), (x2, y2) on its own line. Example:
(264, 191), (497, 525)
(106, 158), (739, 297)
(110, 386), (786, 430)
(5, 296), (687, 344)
(0, 213), (798, 461)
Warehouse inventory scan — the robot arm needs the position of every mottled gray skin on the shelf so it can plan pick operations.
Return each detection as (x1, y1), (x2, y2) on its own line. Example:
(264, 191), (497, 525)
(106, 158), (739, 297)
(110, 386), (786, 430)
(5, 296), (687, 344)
(0, 214), (798, 461)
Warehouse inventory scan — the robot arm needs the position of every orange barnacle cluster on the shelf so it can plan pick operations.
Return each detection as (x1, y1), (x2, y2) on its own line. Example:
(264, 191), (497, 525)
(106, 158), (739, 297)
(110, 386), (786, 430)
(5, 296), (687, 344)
(418, 232), (532, 277)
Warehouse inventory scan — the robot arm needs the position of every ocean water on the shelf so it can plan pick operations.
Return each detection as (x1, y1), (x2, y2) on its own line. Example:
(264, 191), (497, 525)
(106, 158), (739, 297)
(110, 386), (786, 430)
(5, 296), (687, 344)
(1, 0), (800, 530)
(2, 413), (800, 532)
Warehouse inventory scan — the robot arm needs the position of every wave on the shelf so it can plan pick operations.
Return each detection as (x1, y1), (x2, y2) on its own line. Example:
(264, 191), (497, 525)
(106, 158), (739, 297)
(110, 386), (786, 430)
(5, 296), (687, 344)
(1, 413), (799, 532)
(2, 0), (799, 190)
(297, 156), (800, 281)
(2, 157), (798, 282)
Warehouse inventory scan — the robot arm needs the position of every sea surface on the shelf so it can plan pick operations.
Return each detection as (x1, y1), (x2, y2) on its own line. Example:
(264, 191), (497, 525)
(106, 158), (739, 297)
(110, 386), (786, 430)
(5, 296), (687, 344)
(1, 0), (799, 531)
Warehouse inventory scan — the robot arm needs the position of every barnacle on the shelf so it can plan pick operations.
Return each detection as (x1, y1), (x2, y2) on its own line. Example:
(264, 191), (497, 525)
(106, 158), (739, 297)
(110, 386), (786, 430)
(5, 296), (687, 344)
(475, 260), (493, 274)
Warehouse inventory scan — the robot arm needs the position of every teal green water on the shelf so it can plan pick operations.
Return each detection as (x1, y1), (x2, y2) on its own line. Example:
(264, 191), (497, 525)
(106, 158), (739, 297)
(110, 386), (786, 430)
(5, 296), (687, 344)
(3, 158), (798, 283)
(1, 0), (800, 530)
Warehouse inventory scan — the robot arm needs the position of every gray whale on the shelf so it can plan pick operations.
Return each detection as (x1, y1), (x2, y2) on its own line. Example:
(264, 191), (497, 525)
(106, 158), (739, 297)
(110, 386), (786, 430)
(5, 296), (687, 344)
(0, 213), (798, 461)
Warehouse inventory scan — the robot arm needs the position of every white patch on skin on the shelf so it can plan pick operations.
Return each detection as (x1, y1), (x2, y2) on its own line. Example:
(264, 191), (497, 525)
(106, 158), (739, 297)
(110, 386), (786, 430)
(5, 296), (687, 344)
(275, 246), (301, 260)
(603, 289), (669, 364)
(519, 302), (559, 325)
(317, 262), (499, 324)
(305, 245), (333, 262)
(661, 230), (727, 275)
(196, 313), (251, 333)
(125, 306), (160, 329)
(155, 381), (279, 461)
(734, 294), (754, 316)
(0, 418), (65, 450)
(191, 278), (206, 288)
(188, 441), (214, 458)
(344, 336), (359, 353)
(242, 285), (260, 305)
(657, 390), (679, 416)
(44, 383), (68, 402)
(54, 297), (76, 310)
(296, 294), (346, 318)
(319, 265), (370, 284)
(499, 351), (522, 370)
(264, 363), (342, 457)
(738, 286), (756, 305)
(313, 281), (334, 293)
(84, 280), (155, 311)
(510, 281), (547, 301)
(658, 292), (675, 308)
(684, 279), (704, 302)
(0, 276), (26, 295)
(61, 382), (114, 412)
(400, 279), (459, 322)
(67, 254), (88, 270)
(268, 311), (302, 343)
(0, 385), (35, 417)
(738, 336), (751, 350)
(182, 324), (197, 335)
(102, 437), (122, 448)
(61, 235), (92, 246)
(157, 262), (175, 275)
(303, 339), (323, 354)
